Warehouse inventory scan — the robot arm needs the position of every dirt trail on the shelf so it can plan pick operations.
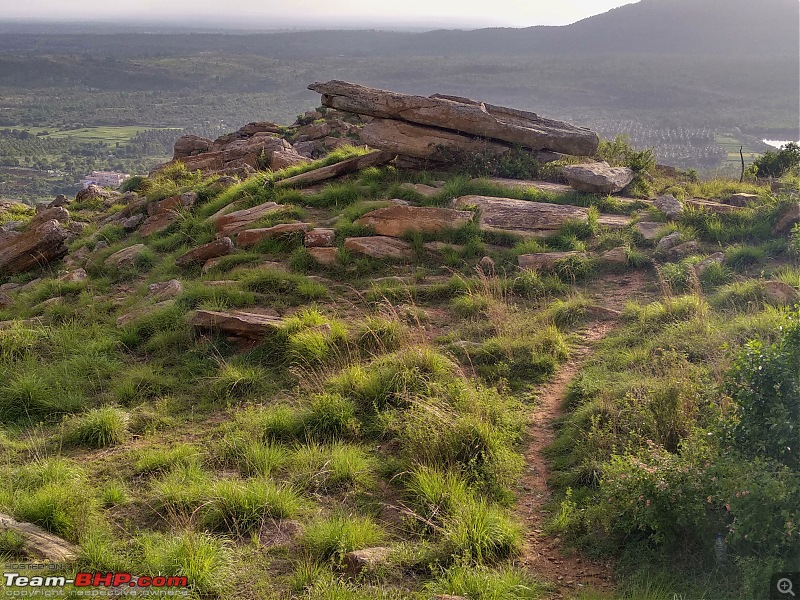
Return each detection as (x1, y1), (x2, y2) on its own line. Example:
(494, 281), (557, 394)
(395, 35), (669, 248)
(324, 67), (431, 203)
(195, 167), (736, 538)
(517, 271), (648, 598)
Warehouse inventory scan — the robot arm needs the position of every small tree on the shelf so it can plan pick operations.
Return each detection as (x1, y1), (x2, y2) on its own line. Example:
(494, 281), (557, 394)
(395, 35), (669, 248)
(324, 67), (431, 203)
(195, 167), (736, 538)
(752, 142), (800, 179)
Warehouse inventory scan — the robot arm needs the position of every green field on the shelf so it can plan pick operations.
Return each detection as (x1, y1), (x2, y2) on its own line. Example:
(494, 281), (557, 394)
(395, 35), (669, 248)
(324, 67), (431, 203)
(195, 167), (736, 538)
(14, 126), (181, 145)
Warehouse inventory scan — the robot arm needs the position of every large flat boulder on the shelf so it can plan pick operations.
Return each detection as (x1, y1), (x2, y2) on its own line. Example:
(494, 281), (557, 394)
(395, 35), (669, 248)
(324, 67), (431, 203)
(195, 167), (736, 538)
(355, 205), (473, 238)
(192, 309), (284, 341)
(237, 223), (311, 248)
(344, 236), (413, 260)
(452, 195), (629, 236)
(308, 80), (599, 156)
(214, 201), (284, 236)
(518, 251), (587, 270)
(562, 162), (634, 194)
(0, 220), (68, 275)
(359, 119), (511, 161)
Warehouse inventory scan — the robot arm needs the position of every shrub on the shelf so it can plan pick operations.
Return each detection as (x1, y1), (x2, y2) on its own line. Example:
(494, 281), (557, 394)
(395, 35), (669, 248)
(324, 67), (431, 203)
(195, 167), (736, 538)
(300, 515), (385, 562)
(305, 393), (359, 440)
(64, 406), (129, 448)
(289, 442), (376, 492)
(426, 565), (546, 599)
(134, 444), (200, 475)
(200, 478), (304, 534)
(210, 362), (265, 402)
(405, 465), (472, 524)
(139, 531), (228, 597)
(441, 497), (522, 563)
(752, 142), (800, 179)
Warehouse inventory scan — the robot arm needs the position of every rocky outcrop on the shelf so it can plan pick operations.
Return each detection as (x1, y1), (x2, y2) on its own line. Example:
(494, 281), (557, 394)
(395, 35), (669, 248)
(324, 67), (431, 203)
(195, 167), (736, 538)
(344, 236), (413, 260)
(167, 132), (297, 177)
(175, 238), (234, 267)
(0, 220), (68, 274)
(75, 184), (112, 203)
(308, 80), (599, 156)
(359, 119), (511, 161)
(355, 205), (473, 238)
(452, 195), (628, 236)
(562, 162), (634, 194)
(173, 135), (212, 159)
(148, 192), (196, 216)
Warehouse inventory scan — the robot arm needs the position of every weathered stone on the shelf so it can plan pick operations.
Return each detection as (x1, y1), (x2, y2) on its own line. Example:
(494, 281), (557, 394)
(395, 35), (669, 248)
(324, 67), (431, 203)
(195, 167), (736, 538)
(518, 251), (587, 271)
(694, 252), (725, 276)
(270, 149), (311, 171)
(148, 192), (196, 216)
(214, 201), (284, 236)
(423, 241), (465, 253)
(307, 247), (339, 265)
(173, 134), (212, 159)
(139, 212), (178, 237)
(562, 161), (634, 194)
(192, 309), (283, 340)
(344, 236), (413, 260)
(147, 279), (183, 301)
(75, 184), (111, 203)
(452, 195), (628, 235)
(684, 198), (741, 214)
(105, 244), (147, 269)
(634, 221), (664, 241)
(655, 231), (683, 253)
(49, 194), (70, 208)
(237, 223), (311, 248)
(602, 247), (629, 265)
(355, 205), (473, 238)
(116, 300), (175, 327)
(304, 228), (336, 248)
(764, 280), (799, 305)
(29, 206), (69, 229)
(654, 194), (684, 220)
(725, 193), (759, 207)
(274, 150), (396, 189)
(0, 220), (68, 275)
(57, 268), (87, 283)
(478, 255), (496, 275)
(342, 547), (392, 576)
(175, 238), (234, 267)
(773, 202), (800, 235)
(119, 214), (144, 232)
(667, 241), (702, 260)
(359, 118), (511, 161)
(296, 122), (331, 141)
(400, 183), (440, 198)
(237, 121), (280, 136)
(221, 135), (290, 167)
(308, 80), (599, 156)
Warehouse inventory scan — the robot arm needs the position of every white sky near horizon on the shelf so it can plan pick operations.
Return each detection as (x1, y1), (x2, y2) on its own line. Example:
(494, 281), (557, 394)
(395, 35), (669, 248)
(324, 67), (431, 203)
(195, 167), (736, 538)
(0, 0), (641, 28)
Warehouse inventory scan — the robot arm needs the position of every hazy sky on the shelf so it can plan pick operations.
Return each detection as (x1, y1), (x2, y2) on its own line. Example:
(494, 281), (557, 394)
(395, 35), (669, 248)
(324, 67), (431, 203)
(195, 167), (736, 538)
(1, 0), (640, 28)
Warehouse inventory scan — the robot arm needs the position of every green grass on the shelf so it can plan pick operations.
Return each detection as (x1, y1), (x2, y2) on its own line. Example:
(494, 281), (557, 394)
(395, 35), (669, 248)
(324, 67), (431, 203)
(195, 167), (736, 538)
(300, 515), (385, 563)
(63, 406), (129, 448)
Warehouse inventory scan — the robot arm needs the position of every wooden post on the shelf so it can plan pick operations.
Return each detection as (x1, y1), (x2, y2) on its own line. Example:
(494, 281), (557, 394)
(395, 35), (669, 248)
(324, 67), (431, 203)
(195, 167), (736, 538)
(739, 146), (745, 183)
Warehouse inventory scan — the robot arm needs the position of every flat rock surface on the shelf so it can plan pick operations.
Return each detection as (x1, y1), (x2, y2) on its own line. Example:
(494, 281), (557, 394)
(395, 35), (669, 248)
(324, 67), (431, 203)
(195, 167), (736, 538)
(192, 309), (284, 340)
(176, 237), (234, 267)
(453, 195), (629, 235)
(214, 201), (284, 236)
(344, 236), (414, 259)
(562, 162), (634, 194)
(355, 205), (473, 238)
(237, 223), (311, 248)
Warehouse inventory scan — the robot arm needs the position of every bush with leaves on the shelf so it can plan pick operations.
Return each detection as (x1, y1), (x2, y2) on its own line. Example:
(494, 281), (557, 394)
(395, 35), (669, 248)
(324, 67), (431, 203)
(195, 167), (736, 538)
(751, 142), (800, 179)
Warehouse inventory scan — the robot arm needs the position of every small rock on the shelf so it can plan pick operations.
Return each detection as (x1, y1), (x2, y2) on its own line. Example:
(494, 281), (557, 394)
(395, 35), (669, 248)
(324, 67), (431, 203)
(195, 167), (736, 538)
(147, 279), (183, 300)
(634, 221), (664, 241)
(175, 237), (234, 267)
(344, 236), (413, 260)
(764, 280), (799, 305)
(400, 182), (440, 198)
(304, 228), (336, 248)
(654, 194), (684, 220)
(562, 161), (634, 194)
(307, 247), (339, 265)
(237, 223), (311, 248)
(57, 268), (87, 283)
(120, 214), (144, 232)
(76, 184), (111, 203)
(656, 231), (683, 253)
(49, 194), (70, 208)
(773, 202), (800, 235)
(601, 246), (628, 265)
(342, 547), (392, 576)
(725, 193), (759, 207)
(139, 212), (178, 237)
(105, 244), (147, 269)
(667, 241), (701, 260)
(694, 253), (725, 276)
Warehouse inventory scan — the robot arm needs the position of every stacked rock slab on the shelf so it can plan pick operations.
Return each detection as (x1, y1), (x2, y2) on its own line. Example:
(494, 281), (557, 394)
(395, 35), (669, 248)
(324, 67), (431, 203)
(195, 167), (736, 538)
(308, 81), (599, 158)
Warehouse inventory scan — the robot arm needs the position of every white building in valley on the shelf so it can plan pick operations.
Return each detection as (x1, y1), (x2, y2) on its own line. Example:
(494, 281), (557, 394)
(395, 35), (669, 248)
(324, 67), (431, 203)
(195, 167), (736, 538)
(80, 171), (129, 189)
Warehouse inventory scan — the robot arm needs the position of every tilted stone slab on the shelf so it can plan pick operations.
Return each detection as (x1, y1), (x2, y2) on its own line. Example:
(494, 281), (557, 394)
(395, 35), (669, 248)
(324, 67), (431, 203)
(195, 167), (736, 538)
(214, 201), (284, 236)
(0, 220), (68, 275)
(175, 237), (234, 267)
(355, 205), (473, 238)
(236, 223), (311, 248)
(453, 195), (628, 236)
(359, 119), (511, 160)
(308, 80), (599, 156)
(344, 236), (414, 260)
(192, 309), (284, 340)
(0, 512), (78, 562)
